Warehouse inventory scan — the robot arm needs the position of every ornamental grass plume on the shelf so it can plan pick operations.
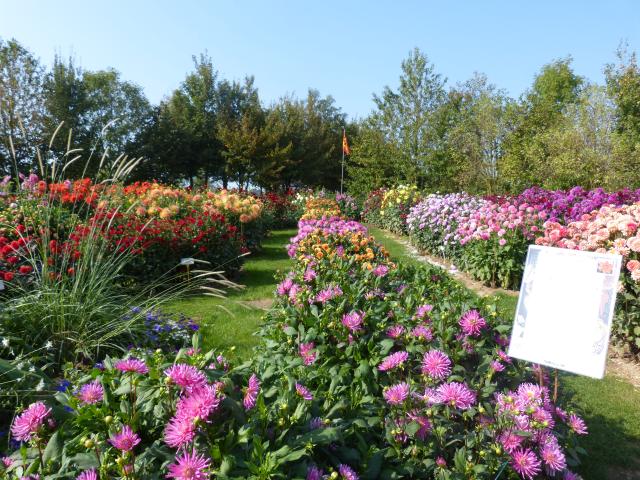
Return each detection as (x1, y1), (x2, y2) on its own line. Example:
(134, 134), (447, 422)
(11, 401), (51, 441)
(166, 450), (211, 480)
(109, 425), (141, 452)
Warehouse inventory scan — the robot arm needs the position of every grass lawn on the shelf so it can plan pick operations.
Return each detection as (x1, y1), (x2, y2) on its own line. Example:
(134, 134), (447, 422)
(168, 229), (295, 360)
(368, 225), (640, 480)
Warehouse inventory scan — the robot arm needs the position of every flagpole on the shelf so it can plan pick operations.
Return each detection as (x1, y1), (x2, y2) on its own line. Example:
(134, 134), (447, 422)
(340, 127), (345, 194)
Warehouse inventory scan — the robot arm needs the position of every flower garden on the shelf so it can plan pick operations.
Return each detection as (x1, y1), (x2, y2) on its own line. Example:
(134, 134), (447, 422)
(363, 185), (640, 357)
(5, 177), (628, 480)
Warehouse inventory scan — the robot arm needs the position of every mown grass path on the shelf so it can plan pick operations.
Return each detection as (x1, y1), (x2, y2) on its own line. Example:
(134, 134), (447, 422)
(169, 229), (295, 359)
(368, 225), (640, 480)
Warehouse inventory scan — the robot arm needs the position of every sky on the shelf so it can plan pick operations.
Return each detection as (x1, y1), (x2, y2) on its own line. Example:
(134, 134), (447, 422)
(1, 0), (639, 119)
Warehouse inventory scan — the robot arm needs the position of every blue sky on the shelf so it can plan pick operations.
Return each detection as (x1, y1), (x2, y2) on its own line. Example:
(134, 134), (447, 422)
(1, 1), (639, 119)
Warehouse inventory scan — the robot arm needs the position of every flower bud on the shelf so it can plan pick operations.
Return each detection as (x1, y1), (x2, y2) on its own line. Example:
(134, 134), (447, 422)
(84, 439), (94, 449)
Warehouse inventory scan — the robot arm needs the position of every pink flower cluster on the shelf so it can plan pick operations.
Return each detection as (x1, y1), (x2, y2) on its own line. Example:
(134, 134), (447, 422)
(286, 217), (367, 257)
(163, 364), (224, 449)
(457, 201), (543, 246)
(494, 383), (586, 479)
(537, 203), (640, 279)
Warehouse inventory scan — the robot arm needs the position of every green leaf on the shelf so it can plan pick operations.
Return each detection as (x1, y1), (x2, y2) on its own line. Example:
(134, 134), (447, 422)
(43, 431), (62, 464)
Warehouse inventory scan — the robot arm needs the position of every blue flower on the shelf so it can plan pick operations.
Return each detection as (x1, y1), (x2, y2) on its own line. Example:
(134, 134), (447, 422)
(56, 380), (72, 392)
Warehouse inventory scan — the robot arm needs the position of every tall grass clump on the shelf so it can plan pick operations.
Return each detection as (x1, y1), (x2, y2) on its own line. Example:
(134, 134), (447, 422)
(0, 125), (235, 416)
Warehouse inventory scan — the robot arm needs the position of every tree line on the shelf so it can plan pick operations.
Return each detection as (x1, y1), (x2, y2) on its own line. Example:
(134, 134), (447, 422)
(0, 38), (351, 190)
(4, 37), (640, 195)
(347, 46), (640, 196)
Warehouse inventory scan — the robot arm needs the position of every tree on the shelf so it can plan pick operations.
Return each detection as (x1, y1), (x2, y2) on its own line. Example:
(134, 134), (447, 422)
(605, 45), (640, 188)
(164, 54), (222, 187)
(216, 76), (264, 188)
(42, 55), (89, 175)
(500, 57), (584, 191)
(447, 73), (510, 193)
(0, 38), (45, 175)
(371, 48), (447, 187)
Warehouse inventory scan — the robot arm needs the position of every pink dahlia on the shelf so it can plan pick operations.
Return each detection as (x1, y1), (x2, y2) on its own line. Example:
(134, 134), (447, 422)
(164, 415), (197, 448)
(421, 350), (451, 380)
(276, 277), (294, 295)
(76, 469), (98, 480)
(295, 383), (313, 401)
(114, 358), (149, 374)
(243, 374), (260, 410)
(78, 381), (104, 405)
(164, 364), (207, 392)
(436, 382), (476, 410)
(372, 264), (389, 277)
(378, 351), (409, 371)
(342, 311), (365, 333)
(510, 448), (541, 480)
(11, 401), (52, 442)
(299, 342), (317, 365)
(498, 430), (524, 453)
(458, 310), (487, 337)
(415, 304), (433, 319)
(568, 413), (588, 435)
(307, 466), (324, 480)
(386, 324), (405, 338)
(109, 425), (140, 452)
(339, 464), (359, 480)
(411, 325), (433, 341)
(166, 450), (210, 480)
(383, 382), (410, 405)
(490, 360), (505, 372)
(303, 268), (317, 282)
(176, 385), (222, 420)
(540, 441), (566, 473)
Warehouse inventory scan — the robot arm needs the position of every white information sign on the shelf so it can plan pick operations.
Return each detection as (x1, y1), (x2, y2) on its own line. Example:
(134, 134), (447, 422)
(508, 245), (622, 379)
(180, 258), (195, 266)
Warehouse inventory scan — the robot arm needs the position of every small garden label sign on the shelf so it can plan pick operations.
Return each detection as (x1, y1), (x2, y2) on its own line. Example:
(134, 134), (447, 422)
(508, 245), (622, 379)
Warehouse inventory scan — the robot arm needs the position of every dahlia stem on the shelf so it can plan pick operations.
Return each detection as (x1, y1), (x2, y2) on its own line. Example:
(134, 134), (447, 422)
(36, 441), (44, 474)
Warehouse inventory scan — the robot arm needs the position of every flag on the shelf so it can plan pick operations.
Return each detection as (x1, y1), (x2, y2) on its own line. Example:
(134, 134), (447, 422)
(342, 130), (351, 156)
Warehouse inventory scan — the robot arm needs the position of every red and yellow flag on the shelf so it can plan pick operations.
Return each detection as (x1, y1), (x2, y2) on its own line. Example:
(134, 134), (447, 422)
(342, 130), (351, 156)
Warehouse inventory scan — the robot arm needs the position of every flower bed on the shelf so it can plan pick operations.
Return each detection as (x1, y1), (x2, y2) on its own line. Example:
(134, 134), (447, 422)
(0, 177), (279, 289)
(1, 210), (588, 479)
